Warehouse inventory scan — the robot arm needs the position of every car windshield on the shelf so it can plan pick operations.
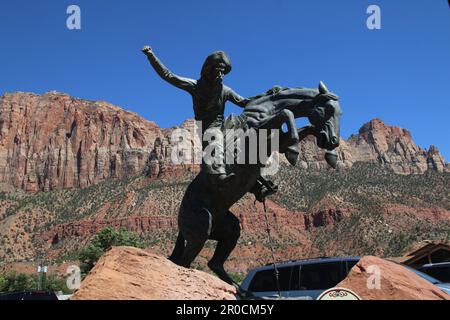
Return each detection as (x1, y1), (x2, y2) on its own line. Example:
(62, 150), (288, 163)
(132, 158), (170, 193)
(408, 267), (442, 284)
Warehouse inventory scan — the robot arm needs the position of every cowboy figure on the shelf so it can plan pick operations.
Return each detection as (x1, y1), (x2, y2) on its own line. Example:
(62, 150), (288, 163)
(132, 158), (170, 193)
(142, 46), (277, 200)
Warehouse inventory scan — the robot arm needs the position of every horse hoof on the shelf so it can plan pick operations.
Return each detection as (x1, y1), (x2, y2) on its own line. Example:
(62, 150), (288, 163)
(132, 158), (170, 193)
(285, 149), (299, 166)
(325, 150), (338, 169)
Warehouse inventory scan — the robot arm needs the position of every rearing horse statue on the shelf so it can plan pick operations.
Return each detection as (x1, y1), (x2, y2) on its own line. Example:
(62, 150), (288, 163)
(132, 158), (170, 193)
(169, 81), (342, 286)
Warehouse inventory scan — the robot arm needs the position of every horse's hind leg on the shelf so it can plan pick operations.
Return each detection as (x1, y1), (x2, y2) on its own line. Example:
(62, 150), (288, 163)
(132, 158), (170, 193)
(179, 237), (208, 268)
(208, 211), (241, 285)
(168, 231), (185, 265)
(177, 207), (211, 268)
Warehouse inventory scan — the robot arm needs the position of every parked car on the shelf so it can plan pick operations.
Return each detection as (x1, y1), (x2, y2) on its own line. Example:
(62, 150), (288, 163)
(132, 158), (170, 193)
(240, 257), (360, 299)
(407, 267), (450, 295)
(0, 290), (58, 300)
(240, 256), (450, 299)
(418, 262), (450, 283)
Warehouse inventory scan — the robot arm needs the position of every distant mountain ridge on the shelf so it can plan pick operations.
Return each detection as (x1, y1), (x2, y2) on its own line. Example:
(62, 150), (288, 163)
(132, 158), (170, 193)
(0, 91), (448, 192)
(0, 91), (448, 270)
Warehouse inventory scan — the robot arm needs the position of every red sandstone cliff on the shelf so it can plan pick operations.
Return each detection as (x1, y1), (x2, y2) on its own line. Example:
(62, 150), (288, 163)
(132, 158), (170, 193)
(39, 197), (347, 245)
(0, 92), (198, 192)
(297, 118), (449, 174)
(0, 92), (447, 192)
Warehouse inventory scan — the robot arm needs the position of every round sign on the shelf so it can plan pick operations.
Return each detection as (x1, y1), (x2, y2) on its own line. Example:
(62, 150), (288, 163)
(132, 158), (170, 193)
(317, 287), (361, 300)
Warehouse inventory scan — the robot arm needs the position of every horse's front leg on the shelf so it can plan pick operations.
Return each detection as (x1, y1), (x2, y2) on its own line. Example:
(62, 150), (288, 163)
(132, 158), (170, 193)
(279, 124), (318, 165)
(279, 109), (299, 145)
(280, 124), (316, 149)
(272, 109), (300, 165)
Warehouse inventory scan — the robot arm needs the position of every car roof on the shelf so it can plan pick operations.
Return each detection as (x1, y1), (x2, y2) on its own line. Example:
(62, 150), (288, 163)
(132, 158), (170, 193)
(421, 262), (450, 268)
(406, 267), (442, 284)
(0, 290), (58, 301)
(250, 256), (361, 273)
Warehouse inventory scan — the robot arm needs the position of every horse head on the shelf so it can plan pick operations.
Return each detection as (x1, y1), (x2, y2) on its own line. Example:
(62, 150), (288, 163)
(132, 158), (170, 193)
(232, 81), (343, 169)
(309, 82), (342, 150)
(308, 82), (342, 168)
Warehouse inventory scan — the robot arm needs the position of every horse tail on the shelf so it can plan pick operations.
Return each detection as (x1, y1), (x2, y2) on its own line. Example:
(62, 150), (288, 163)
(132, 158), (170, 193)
(168, 231), (185, 265)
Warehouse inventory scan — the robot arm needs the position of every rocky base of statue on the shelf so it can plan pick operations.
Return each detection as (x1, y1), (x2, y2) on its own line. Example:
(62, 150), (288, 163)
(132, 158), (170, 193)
(70, 246), (237, 300)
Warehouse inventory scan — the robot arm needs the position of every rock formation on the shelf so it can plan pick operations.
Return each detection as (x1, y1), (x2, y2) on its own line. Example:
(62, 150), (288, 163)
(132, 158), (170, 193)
(297, 118), (449, 174)
(0, 92), (158, 191)
(70, 246), (237, 300)
(0, 92), (448, 192)
(0, 92), (198, 192)
(39, 198), (347, 244)
(344, 119), (448, 174)
(337, 256), (449, 300)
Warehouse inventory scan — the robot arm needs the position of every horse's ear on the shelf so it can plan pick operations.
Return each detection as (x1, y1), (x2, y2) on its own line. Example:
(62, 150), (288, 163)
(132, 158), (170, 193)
(319, 81), (329, 94)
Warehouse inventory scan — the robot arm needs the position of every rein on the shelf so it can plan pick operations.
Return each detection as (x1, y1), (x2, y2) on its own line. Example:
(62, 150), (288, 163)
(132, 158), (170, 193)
(260, 198), (282, 298)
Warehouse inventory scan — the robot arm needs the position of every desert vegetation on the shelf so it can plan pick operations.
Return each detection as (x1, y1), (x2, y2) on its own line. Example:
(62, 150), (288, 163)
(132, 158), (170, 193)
(0, 163), (449, 272)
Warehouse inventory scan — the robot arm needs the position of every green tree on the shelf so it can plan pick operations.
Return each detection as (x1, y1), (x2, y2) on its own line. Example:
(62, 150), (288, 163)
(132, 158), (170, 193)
(0, 275), (8, 292)
(78, 227), (144, 274)
(0, 272), (33, 292)
(43, 273), (71, 293)
(0, 272), (71, 293)
(78, 244), (104, 274)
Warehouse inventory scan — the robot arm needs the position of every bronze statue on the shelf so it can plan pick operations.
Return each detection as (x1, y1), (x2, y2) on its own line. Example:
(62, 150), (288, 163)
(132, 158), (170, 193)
(142, 46), (277, 199)
(142, 46), (342, 289)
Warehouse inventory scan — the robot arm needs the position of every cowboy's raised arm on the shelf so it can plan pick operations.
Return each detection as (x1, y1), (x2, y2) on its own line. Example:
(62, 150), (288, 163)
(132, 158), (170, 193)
(142, 46), (195, 93)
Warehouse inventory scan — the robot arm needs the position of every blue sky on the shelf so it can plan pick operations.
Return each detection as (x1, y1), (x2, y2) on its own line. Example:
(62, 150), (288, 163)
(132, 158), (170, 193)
(1, 0), (449, 159)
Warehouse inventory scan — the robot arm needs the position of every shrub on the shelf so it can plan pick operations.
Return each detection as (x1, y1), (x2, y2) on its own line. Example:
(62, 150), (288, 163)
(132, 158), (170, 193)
(228, 272), (246, 285)
(0, 272), (71, 293)
(78, 227), (144, 274)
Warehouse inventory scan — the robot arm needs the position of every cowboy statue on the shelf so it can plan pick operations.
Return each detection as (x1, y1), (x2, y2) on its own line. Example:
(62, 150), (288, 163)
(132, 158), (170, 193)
(142, 46), (277, 201)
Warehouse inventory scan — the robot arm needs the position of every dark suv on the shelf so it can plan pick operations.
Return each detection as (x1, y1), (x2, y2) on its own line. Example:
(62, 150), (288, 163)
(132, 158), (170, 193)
(0, 290), (58, 300)
(419, 262), (450, 283)
(240, 257), (360, 299)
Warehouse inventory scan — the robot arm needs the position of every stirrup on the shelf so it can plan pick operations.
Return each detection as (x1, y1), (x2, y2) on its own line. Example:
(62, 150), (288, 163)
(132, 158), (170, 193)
(253, 180), (278, 203)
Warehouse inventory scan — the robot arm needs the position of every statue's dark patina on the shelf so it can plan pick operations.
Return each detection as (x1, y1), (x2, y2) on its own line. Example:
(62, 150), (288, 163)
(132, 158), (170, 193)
(142, 46), (342, 287)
